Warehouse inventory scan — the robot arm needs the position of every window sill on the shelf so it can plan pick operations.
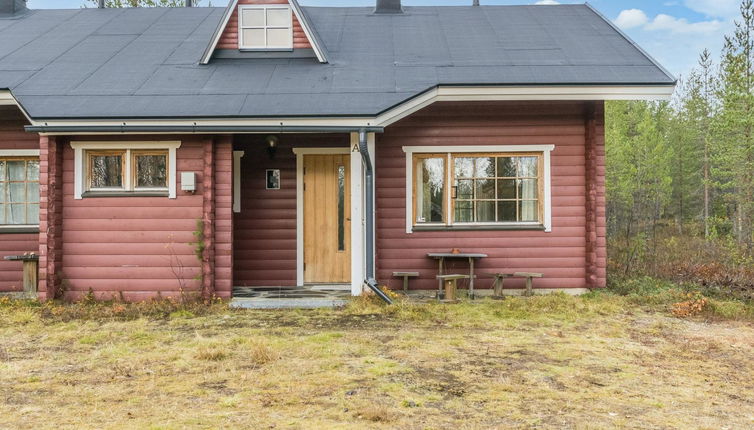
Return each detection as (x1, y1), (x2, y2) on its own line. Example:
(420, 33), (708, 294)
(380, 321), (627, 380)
(412, 224), (546, 232)
(238, 47), (294, 52)
(0, 225), (40, 234)
(82, 191), (169, 198)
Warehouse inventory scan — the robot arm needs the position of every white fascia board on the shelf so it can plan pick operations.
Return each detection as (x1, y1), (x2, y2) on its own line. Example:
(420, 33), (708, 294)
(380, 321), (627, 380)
(0, 90), (15, 106)
(200, 0), (240, 65)
(373, 85), (675, 127)
(289, 0), (327, 63)
(25, 85), (675, 132)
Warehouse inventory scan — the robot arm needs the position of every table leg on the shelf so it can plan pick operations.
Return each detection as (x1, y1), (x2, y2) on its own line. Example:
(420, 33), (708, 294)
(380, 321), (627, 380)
(437, 258), (444, 299)
(469, 257), (475, 299)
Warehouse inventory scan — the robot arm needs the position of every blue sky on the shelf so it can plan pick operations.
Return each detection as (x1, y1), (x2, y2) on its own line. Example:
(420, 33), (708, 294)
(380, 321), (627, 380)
(27, 0), (744, 79)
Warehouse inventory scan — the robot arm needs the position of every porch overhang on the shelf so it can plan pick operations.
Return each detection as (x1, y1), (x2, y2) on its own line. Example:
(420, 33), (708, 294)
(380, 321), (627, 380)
(20, 84), (674, 135)
(24, 124), (384, 135)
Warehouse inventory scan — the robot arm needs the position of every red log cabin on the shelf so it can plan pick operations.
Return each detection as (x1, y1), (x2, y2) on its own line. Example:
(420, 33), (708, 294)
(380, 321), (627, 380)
(0, 0), (675, 302)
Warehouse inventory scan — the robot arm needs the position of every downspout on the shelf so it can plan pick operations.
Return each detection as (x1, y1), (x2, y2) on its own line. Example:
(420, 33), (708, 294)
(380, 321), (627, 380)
(358, 129), (393, 304)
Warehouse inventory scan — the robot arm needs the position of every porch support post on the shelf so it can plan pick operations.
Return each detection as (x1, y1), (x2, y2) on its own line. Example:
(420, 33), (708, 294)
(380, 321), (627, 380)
(38, 135), (63, 301)
(201, 138), (216, 299)
(350, 132), (365, 295)
(584, 102), (598, 289)
(215, 137), (235, 298)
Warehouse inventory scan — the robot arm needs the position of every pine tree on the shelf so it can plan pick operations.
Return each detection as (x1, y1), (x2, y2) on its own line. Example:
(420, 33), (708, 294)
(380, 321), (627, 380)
(714, 0), (754, 246)
(680, 49), (717, 237)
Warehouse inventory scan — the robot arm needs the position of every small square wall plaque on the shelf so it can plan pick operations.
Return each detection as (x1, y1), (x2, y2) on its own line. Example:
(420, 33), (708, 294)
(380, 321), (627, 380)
(266, 169), (280, 190)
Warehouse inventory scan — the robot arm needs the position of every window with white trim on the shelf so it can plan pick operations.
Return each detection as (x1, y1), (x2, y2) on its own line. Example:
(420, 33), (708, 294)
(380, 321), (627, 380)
(408, 148), (552, 231)
(238, 4), (293, 50)
(0, 158), (39, 225)
(86, 149), (168, 193)
(71, 141), (180, 199)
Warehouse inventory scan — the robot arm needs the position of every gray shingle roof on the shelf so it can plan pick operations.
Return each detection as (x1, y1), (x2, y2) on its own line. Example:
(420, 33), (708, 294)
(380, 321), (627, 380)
(0, 4), (675, 120)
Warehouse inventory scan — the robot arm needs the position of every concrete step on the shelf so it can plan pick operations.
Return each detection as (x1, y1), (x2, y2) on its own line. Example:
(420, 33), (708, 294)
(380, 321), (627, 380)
(230, 297), (349, 309)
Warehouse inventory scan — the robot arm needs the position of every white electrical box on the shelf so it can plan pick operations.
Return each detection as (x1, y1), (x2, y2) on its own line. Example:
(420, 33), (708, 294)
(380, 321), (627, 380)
(181, 172), (196, 192)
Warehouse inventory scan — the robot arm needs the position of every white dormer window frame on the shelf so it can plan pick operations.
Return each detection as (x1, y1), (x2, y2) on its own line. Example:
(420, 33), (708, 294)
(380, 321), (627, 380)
(238, 4), (293, 51)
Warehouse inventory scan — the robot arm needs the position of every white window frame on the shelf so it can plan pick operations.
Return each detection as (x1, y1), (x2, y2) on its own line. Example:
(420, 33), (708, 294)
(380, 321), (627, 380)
(403, 145), (554, 233)
(71, 141), (181, 199)
(237, 4), (293, 51)
(0, 150), (41, 229)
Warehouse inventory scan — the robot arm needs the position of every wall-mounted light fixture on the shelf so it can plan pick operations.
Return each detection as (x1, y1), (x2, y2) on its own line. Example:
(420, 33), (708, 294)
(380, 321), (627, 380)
(266, 135), (279, 159)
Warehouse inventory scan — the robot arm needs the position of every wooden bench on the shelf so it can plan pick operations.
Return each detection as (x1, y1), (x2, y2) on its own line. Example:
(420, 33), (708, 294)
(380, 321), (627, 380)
(436, 274), (470, 302)
(392, 272), (419, 292)
(488, 272), (544, 297)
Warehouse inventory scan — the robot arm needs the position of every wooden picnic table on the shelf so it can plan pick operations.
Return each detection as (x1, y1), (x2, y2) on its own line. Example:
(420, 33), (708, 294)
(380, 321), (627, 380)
(427, 252), (488, 299)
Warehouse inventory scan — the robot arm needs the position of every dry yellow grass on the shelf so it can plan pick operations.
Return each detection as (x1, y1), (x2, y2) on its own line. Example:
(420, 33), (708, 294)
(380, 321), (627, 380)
(0, 296), (753, 429)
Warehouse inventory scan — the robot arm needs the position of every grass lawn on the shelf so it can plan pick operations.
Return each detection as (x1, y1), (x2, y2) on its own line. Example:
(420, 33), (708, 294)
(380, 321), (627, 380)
(1, 291), (753, 429)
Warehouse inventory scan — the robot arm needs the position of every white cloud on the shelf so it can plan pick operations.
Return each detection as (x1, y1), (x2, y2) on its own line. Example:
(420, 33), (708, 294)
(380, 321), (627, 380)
(645, 14), (722, 34)
(534, 0), (560, 4)
(615, 9), (722, 35)
(615, 9), (649, 29)
(684, 0), (741, 18)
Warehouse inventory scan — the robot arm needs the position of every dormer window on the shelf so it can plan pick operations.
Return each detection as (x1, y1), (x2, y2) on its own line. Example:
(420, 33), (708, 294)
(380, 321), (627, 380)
(238, 4), (293, 51)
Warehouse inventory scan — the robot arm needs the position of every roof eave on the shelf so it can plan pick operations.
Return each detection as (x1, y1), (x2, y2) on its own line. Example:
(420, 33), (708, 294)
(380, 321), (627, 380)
(18, 84), (675, 134)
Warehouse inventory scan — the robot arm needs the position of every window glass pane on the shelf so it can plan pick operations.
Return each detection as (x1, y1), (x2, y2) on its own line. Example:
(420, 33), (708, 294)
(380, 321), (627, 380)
(497, 201), (517, 222)
(454, 200), (473, 222)
(519, 179), (538, 200)
(9, 204), (24, 224)
(0, 160), (5, 181)
(497, 179), (515, 199)
(337, 165), (345, 251)
(475, 157), (495, 178)
(241, 8), (265, 26)
(518, 156), (538, 177)
(497, 157), (516, 177)
(242, 28), (265, 47)
(26, 182), (39, 203)
(0, 205), (5, 224)
(454, 157), (474, 178)
(27, 203), (39, 225)
(27, 160), (39, 181)
(91, 154), (123, 188)
(266, 8), (290, 27)
(8, 161), (25, 181)
(135, 154), (167, 188)
(9, 182), (24, 203)
(475, 178), (494, 199)
(520, 201), (538, 222)
(476, 201), (495, 222)
(416, 157), (444, 223)
(0, 182), (5, 204)
(456, 179), (473, 200)
(266, 28), (292, 47)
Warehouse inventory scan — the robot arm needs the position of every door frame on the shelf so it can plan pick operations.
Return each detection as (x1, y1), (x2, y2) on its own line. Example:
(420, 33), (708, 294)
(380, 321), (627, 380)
(294, 146), (365, 294)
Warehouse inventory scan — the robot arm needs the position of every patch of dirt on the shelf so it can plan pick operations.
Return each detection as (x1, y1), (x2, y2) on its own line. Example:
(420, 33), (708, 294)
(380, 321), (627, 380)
(197, 379), (238, 396)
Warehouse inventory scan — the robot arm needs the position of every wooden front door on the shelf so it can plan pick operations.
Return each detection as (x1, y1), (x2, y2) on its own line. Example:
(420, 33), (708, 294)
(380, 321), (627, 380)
(303, 154), (351, 284)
